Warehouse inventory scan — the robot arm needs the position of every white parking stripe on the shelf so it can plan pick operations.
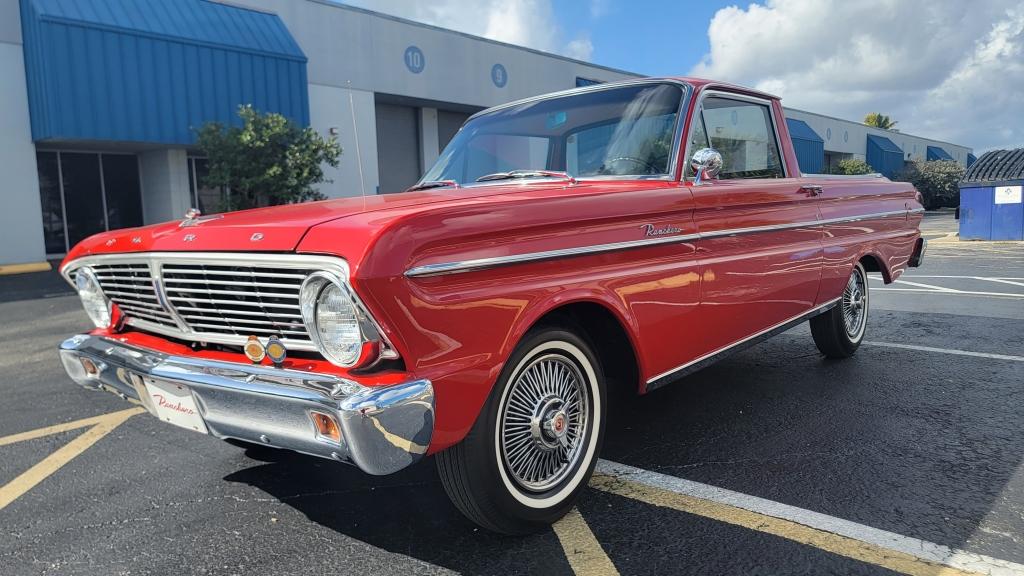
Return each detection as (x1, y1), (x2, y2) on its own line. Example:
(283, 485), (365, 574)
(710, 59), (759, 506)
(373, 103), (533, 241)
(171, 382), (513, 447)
(596, 460), (1024, 576)
(977, 277), (1024, 288)
(869, 274), (1024, 281)
(864, 341), (1024, 362)
(892, 279), (959, 292)
(872, 288), (1024, 298)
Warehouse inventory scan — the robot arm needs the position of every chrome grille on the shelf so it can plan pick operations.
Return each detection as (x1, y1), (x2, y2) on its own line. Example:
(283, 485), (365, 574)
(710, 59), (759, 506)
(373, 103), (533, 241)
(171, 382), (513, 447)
(161, 264), (310, 338)
(63, 254), (350, 352)
(91, 264), (178, 329)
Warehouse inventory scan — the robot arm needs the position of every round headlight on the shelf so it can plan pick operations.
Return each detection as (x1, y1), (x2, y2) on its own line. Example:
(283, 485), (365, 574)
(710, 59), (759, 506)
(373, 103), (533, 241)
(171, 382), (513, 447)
(74, 267), (111, 328)
(300, 274), (364, 367)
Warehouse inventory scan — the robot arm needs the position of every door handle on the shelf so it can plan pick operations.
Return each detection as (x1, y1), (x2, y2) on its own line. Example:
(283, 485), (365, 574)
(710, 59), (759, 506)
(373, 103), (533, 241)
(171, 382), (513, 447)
(799, 185), (822, 197)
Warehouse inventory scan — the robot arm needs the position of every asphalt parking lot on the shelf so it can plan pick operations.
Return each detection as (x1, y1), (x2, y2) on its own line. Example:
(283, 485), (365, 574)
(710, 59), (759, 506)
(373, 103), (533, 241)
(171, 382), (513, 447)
(1, 211), (1022, 576)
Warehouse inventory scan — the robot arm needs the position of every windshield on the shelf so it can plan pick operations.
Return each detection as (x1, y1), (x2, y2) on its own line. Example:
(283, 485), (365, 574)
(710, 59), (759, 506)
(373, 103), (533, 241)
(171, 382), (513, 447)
(419, 82), (685, 186)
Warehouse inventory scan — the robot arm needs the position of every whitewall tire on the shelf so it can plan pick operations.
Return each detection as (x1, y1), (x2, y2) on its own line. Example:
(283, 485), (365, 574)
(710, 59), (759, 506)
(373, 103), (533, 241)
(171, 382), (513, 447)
(436, 325), (605, 534)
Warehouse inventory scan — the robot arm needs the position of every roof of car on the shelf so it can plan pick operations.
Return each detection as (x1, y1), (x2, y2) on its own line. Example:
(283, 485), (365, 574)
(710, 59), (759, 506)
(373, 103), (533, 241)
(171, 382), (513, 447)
(470, 77), (779, 120)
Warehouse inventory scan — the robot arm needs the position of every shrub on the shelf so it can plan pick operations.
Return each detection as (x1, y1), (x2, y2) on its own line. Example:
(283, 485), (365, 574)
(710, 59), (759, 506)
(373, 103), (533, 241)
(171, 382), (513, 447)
(896, 160), (965, 209)
(196, 105), (341, 211)
(833, 158), (874, 175)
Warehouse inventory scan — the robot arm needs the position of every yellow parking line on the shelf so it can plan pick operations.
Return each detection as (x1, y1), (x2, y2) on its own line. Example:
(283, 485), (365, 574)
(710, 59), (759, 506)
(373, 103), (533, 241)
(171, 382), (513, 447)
(0, 407), (144, 447)
(0, 408), (143, 510)
(552, 507), (620, 576)
(590, 474), (982, 576)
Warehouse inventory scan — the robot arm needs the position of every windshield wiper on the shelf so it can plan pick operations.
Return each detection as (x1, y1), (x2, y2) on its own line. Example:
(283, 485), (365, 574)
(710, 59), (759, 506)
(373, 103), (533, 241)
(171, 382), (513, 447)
(406, 179), (459, 192)
(475, 170), (576, 183)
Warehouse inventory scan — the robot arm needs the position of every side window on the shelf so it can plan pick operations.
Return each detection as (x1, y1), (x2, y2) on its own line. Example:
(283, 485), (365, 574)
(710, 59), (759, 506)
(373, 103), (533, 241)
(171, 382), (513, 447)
(693, 96), (784, 179)
(684, 114), (711, 178)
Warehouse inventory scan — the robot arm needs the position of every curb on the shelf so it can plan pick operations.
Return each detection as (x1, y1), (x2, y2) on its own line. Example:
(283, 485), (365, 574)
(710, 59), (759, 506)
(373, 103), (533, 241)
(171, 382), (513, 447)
(0, 261), (52, 276)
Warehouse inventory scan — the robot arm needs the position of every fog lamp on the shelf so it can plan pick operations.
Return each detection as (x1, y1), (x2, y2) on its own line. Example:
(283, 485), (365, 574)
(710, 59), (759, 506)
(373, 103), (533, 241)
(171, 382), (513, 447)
(266, 336), (287, 366)
(243, 336), (266, 363)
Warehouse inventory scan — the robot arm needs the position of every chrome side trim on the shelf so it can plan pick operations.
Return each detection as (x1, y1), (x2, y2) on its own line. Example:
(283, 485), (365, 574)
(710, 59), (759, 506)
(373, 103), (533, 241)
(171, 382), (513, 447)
(405, 209), (912, 277)
(406, 232), (702, 277)
(645, 297), (841, 390)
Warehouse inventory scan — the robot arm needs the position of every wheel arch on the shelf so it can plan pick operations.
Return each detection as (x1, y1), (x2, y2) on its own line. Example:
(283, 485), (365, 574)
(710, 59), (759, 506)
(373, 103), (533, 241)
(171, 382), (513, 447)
(856, 251), (891, 283)
(505, 294), (644, 398)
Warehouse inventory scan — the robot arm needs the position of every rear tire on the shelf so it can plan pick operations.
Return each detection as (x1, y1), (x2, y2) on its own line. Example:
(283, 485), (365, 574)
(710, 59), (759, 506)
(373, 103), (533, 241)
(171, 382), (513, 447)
(436, 326), (606, 534)
(810, 262), (869, 358)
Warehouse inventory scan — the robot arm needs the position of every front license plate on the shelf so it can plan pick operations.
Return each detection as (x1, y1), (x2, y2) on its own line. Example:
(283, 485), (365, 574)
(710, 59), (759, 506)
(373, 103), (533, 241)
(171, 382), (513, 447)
(143, 378), (208, 434)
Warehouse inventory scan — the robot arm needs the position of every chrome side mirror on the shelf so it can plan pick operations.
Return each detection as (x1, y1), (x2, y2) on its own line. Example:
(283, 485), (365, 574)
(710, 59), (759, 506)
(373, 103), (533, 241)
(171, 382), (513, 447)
(690, 148), (723, 185)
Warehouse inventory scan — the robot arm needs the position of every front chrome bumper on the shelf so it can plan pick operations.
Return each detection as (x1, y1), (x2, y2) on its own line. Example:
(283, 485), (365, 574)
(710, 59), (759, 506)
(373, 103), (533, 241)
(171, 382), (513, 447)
(58, 334), (433, 475)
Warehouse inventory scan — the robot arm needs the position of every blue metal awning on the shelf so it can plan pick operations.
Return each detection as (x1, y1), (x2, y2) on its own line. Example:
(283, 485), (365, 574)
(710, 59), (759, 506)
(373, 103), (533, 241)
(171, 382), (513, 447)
(926, 146), (954, 161)
(786, 119), (823, 143)
(866, 134), (904, 177)
(785, 118), (824, 174)
(20, 0), (309, 145)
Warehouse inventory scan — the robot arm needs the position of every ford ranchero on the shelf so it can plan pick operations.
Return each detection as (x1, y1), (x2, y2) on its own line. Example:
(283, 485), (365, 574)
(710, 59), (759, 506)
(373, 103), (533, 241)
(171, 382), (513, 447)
(58, 77), (926, 534)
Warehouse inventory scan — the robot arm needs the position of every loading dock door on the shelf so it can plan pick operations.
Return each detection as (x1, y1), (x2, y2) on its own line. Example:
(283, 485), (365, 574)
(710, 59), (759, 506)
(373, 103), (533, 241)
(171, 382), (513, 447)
(375, 103), (422, 194)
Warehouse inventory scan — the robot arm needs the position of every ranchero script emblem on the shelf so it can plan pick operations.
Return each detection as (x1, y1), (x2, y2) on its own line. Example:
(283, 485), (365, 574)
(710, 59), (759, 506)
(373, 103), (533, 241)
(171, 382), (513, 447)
(641, 223), (682, 237)
(250, 232), (264, 242)
(183, 234), (197, 242)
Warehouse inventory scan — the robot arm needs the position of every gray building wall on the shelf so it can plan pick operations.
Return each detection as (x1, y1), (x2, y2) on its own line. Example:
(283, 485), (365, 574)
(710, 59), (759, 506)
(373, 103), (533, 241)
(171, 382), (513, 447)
(0, 0), (47, 266)
(227, 0), (638, 197)
(785, 108), (973, 166)
(0, 0), (976, 266)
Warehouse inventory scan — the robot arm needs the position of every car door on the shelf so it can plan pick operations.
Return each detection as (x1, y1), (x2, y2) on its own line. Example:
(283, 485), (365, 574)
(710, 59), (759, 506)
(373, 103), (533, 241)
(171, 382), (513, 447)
(685, 92), (824, 363)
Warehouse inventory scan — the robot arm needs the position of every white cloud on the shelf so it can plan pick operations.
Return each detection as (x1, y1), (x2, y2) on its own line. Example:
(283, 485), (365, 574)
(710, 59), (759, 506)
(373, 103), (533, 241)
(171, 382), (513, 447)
(343, 0), (594, 62)
(564, 35), (595, 61)
(691, 0), (1024, 152)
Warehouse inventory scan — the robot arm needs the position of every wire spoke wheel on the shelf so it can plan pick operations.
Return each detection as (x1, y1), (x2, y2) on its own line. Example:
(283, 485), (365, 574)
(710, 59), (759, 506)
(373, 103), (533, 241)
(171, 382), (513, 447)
(842, 266), (867, 339)
(498, 353), (590, 493)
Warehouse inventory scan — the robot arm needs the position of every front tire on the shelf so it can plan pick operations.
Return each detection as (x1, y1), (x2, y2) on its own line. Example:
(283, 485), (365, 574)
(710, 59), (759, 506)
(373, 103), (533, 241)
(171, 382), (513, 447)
(436, 326), (606, 534)
(810, 262), (869, 358)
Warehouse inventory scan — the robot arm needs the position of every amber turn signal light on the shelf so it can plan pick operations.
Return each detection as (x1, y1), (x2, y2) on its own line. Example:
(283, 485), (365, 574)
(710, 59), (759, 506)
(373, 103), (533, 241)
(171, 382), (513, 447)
(243, 335), (266, 363)
(310, 411), (342, 444)
(265, 336), (287, 366)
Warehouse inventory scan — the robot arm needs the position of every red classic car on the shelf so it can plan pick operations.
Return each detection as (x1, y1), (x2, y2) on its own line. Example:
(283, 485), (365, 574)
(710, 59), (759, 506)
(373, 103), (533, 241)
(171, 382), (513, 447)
(58, 78), (926, 534)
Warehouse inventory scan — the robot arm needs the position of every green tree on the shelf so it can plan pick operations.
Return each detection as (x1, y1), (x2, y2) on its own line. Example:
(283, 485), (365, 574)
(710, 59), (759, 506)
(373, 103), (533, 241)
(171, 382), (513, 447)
(196, 105), (341, 211)
(833, 158), (875, 175)
(863, 113), (898, 130)
(897, 160), (965, 209)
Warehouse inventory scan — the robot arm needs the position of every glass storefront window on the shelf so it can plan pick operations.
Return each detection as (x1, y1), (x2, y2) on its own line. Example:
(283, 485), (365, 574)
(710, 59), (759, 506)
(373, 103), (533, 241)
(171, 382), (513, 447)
(36, 152), (65, 254)
(35, 151), (144, 255)
(58, 153), (106, 249)
(102, 155), (143, 230)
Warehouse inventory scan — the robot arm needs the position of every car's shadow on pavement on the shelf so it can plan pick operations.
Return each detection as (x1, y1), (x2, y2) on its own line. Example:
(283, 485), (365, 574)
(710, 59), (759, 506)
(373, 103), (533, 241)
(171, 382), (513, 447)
(225, 321), (1024, 570)
(223, 448), (577, 575)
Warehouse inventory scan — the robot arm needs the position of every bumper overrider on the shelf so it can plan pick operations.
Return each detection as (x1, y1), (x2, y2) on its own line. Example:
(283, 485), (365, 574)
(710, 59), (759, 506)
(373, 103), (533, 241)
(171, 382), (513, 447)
(59, 334), (434, 475)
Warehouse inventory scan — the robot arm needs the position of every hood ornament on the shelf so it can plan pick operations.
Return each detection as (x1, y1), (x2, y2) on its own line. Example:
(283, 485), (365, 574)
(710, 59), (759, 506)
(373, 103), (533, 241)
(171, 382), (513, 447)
(179, 208), (224, 228)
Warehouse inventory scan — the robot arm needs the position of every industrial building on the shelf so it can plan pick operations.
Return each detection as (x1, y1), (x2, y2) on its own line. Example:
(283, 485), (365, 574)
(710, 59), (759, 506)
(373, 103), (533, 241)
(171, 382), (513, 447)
(0, 0), (973, 268)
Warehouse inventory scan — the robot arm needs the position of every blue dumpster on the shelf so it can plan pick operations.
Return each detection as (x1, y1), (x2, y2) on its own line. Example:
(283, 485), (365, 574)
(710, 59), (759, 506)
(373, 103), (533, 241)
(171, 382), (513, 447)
(959, 149), (1024, 241)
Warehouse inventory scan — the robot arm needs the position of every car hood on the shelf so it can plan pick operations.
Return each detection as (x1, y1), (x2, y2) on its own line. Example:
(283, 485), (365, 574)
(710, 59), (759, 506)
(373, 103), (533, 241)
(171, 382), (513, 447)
(63, 183), (567, 263)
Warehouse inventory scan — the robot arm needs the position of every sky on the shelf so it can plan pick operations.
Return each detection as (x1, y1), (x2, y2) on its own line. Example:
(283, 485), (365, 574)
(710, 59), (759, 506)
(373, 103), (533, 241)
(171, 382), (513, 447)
(341, 0), (1024, 154)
